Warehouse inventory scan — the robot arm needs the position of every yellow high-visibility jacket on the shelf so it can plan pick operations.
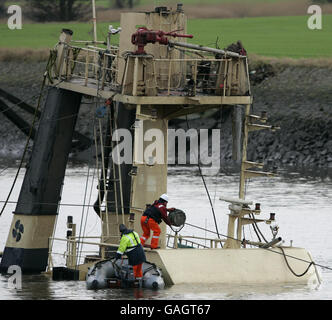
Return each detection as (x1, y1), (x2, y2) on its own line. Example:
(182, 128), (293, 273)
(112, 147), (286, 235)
(117, 231), (141, 255)
(116, 231), (146, 266)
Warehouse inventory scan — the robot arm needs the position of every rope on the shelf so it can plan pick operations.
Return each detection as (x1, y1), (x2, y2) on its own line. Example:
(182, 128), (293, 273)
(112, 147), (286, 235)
(75, 142), (94, 270)
(83, 166), (98, 236)
(76, 51), (106, 266)
(0, 111), (80, 136)
(243, 109), (269, 244)
(0, 167), (9, 176)
(0, 61), (48, 216)
(185, 115), (222, 246)
(0, 90), (48, 116)
(250, 212), (269, 243)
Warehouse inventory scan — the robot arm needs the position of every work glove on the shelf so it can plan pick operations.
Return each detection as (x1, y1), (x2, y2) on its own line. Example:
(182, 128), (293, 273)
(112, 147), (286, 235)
(115, 253), (122, 260)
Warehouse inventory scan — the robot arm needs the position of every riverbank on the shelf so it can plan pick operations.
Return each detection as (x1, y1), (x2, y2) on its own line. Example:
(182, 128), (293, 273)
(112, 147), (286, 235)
(0, 58), (331, 169)
(245, 60), (332, 168)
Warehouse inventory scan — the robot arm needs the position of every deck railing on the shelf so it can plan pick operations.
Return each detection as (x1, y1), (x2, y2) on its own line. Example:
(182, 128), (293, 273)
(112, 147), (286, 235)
(47, 230), (227, 271)
(166, 233), (225, 249)
(50, 43), (250, 98)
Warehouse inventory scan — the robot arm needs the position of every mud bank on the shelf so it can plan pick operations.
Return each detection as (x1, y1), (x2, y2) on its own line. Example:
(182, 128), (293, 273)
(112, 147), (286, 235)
(0, 60), (331, 169)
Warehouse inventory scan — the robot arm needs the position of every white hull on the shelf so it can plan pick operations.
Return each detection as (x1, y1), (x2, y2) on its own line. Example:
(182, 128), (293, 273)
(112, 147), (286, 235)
(145, 247), (321, 286)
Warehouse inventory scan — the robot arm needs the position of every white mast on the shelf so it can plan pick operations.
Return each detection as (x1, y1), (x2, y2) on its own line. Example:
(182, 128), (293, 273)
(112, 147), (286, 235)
(92, 0), (97, 43)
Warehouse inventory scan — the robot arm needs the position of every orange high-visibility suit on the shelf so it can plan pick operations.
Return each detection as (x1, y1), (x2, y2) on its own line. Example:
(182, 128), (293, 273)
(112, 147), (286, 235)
(140, 200), (173, 249)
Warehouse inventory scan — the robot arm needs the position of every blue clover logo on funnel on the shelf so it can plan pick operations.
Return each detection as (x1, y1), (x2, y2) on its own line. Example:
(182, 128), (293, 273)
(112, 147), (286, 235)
(12, 220), (24, 242)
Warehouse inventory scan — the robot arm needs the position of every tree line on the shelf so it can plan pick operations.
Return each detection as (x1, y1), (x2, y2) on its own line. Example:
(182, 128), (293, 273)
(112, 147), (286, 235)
(0, 1), (138, 22)
(1, 0), (329, 22)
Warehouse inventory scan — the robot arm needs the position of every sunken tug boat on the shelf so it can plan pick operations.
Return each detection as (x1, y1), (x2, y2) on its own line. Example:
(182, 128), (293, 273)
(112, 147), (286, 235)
(0, 5), (321, 289)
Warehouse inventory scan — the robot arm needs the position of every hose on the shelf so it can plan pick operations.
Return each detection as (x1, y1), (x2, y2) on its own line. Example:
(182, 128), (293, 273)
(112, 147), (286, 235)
(279, 246), (314, 277)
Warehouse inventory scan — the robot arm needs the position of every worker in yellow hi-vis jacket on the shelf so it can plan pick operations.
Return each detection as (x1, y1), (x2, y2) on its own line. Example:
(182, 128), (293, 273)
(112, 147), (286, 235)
(115, 224), (146, 281)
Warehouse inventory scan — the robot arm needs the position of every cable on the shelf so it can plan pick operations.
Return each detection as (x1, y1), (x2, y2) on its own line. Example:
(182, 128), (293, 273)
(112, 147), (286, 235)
(185, 222), (221, 236)
(84, 166), (98, 236)
(185, 115), (222, 246)
(279, 247), (314, 277)
(184, 221), (332, 272)
(250, 213), (268, 243)
(0, 67), (47, 217)
(76, 52), (105, 268)
(0, 167), (9, 176)
(75, 165), (94, 270)
(1, 198), (329, 273)
(0, 199), (135, 210)
(4, 112), (81, 135)
(212, 107), (223, 206)
(75, 150), (94, 269)
(243, 124), (269, 244)
(0, 89), (47, 116)
(0, 56), (66, 219)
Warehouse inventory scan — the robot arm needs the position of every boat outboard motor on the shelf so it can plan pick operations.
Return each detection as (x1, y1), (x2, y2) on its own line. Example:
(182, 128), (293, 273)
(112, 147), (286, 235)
(114, 260), (165, 290)
(118, 263), (136, 289)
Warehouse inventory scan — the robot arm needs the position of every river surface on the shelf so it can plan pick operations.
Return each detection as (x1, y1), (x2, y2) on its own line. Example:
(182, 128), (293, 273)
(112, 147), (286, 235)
(0, 165), (331, 300)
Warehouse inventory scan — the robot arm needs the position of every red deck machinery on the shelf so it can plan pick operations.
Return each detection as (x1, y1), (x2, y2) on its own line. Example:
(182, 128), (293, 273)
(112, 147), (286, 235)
(131, 27), (193, 54)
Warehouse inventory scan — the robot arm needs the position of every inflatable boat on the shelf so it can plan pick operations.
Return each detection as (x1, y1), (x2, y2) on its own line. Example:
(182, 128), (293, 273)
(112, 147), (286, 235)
(86, 258), (165, 290)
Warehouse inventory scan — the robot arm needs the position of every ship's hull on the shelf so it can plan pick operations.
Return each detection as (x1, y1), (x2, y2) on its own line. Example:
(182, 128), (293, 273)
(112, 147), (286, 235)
(145, 247), (321, 286)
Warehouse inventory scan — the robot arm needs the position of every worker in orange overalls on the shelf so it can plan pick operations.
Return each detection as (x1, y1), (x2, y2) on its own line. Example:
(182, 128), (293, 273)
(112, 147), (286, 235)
(140, 194), (175, 249)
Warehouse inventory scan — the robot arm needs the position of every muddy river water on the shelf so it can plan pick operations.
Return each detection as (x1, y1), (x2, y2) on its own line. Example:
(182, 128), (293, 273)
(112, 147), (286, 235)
(0, 165), (331, 300)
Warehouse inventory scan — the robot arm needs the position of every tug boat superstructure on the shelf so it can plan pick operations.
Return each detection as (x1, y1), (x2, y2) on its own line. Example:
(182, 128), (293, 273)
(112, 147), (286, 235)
(0, 5), (321, 289)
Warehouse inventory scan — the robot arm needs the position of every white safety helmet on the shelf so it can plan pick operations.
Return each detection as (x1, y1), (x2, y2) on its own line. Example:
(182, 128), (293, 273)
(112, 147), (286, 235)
(159, 193), (169, 203)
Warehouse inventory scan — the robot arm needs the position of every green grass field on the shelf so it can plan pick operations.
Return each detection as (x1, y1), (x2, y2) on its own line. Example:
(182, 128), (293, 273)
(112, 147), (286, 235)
(1, 15), (331, 59)
(189, 15), (332, 58)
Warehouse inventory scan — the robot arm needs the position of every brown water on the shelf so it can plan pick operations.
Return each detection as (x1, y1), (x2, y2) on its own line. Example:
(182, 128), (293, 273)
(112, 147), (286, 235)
(0, 166), (331, 300)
